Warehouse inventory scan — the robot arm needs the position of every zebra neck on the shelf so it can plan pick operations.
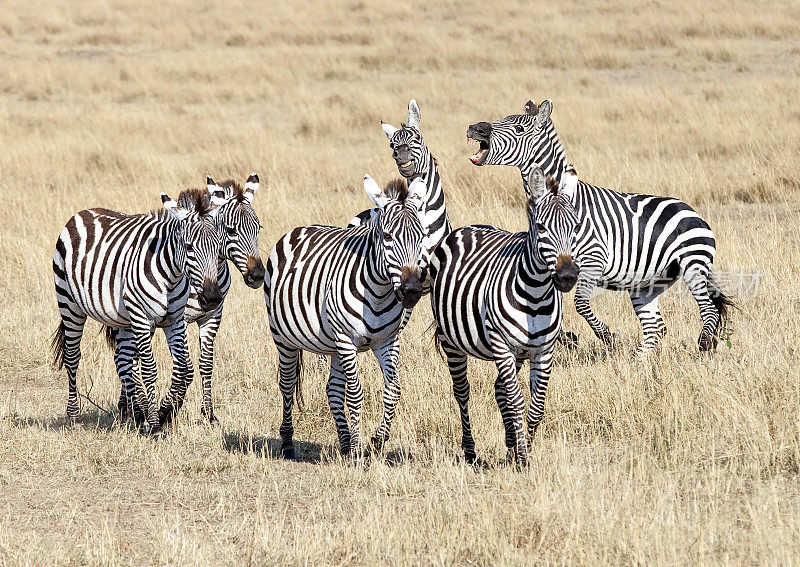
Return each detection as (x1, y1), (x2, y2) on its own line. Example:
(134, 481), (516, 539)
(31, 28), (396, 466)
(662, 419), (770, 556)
(519, 123), (570, 196)
(416, 152), (452, 243)
(366, 228), (392, 289)
(521, 229), (549, 279)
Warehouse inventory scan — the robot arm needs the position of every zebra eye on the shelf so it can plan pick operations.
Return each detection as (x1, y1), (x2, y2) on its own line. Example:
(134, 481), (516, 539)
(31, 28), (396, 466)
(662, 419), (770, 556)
(383, 233), (393, 242)
(185, 242), (194, 252)
(536, 224), (546, 234)
(514, 125), (525, 134)
(226, 227), (237, 237)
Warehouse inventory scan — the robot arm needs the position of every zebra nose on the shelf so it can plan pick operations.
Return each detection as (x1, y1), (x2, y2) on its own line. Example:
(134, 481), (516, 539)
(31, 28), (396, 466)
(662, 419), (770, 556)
(553, 255), (579, 292)
(244, 258), (265, 288)
(468, 121), (492, 138)
(198, 280), (224, 311)
(397, 269), (423, 308)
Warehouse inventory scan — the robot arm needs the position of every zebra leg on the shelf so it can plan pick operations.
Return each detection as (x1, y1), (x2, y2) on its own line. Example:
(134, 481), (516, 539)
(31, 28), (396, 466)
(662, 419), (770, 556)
(127, 315), (160, 434)
(574, 267), (617, 348)
(370, 337), (401, 452)
(197, 309), (223, 424)
(115, 329), (145, 425)
(327, 354), (352, 455)
(441, 337), (476, 464)
(630, 291), (667, 358)
(58, 309), (86, 424)
(683, 266), (720, 351)
(336, 343), (364, 456)
(158, 317), (192, 428)
(277, 345), (301, 459)
(527, 346), (554, 441)
(494, 350), (527, 466)
(492, 358), (525, 457)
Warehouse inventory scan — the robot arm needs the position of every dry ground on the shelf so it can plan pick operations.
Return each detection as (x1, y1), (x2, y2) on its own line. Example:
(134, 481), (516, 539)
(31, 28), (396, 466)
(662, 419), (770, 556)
(2, 0), (800, 564)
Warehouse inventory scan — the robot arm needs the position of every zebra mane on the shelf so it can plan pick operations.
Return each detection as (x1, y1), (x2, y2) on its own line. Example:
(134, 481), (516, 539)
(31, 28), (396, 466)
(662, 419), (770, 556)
(176, 188), (213, 216)
(546, 176), (559, 195)
(216, 179), (247, 203)
(384, 178), (408, 203)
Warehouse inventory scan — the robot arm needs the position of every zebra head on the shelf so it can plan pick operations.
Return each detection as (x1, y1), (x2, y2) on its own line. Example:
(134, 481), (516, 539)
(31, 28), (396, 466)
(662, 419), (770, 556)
(162, 188), (226, 311)
(381, 99), (431, 180)
(363, 175), (427, 308)
(206, 173), (265, 289)
(467, 100), (564, 194)
(528, 167), (580, 293)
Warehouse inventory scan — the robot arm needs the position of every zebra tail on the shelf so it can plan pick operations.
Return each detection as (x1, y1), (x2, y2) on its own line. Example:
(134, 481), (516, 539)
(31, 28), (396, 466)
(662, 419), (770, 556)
(708, 272), (736, 324)
(51, 321), (66, 370)
(102, 325), (119, 350)
(295, 351), (305, 411)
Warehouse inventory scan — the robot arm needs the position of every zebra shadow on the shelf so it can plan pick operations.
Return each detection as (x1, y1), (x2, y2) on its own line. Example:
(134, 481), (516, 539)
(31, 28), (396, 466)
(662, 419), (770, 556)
(221, 431), (414, 467)
(222, 431), (324, 464)
(11, 408), (121, 432)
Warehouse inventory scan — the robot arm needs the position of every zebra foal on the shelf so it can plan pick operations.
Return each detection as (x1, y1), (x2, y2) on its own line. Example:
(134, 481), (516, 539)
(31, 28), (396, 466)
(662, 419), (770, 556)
(467, 99), (733, 356)
(52, 187), (224, 433)
(430, 168), (579, 466)
(265, 175), (427, 458)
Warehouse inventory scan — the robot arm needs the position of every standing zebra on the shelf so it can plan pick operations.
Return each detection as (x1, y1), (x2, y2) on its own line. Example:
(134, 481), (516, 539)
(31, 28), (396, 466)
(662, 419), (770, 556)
(349, 99), (452, 285)
(266, 175), (427, 458)
(430, 168), (579, 466)
(52, 188), (225, 433)
(467, 99), (733, 356)
(116, 174), (264, 425)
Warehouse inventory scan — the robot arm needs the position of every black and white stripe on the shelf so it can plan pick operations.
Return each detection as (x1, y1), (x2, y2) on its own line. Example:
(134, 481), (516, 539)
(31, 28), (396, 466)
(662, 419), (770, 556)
(430, 169), (579, 465)
(51, 189), (224, 433)
(266, 175), (427, 457)
(467, 99), (733, 356)
(116, 174), (264, 425)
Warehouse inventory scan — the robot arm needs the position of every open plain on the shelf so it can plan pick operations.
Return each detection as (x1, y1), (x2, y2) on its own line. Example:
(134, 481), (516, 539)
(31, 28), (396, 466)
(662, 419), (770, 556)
(1, 0), (800, 564)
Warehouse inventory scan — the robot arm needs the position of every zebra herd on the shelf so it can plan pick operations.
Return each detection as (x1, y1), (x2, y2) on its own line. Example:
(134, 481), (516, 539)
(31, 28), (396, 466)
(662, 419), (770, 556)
(52, 98), (732, 464)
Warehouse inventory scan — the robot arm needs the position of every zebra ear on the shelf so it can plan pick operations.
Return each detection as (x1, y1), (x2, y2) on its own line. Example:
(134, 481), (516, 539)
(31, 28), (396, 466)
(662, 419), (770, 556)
(243, 172), (259, 205)
(529, 168), (547, 199)
(406, 178), (426, 211)
(161, 193), (190, 222)
(206, 175), (226, 206)
(381, 121), (399, 139)
(524, 100), (538, 116)
(560, 165), (579, 200)
(363, 174), (390, 209)
(534, 99), (552, 129)
(407, 99), (421, 129)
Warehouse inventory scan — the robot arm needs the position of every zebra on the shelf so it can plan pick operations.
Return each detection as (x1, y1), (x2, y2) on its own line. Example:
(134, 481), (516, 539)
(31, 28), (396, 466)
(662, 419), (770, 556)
(348, 99), (452, 286)
(115, 174), (264, 425)
(51, 187), (225, 434)
(466, 99), (733, 356)
(430, 168), (579, 466)
(265, 175), (427, 458)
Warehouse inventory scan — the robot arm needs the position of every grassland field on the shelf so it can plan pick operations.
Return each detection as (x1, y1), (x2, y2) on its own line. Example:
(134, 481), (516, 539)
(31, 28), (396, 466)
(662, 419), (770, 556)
(1, 0), (800, 565)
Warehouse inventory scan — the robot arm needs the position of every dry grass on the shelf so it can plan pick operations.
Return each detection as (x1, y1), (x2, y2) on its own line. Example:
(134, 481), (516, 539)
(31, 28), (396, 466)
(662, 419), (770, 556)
(1, 0), (800, 564)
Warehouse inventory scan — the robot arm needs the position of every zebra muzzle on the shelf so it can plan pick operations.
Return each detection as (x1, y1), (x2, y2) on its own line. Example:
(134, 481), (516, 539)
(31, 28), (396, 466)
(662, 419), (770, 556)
(198, 279), (224, 311)
(244, 257), (265, 288)
(397, 269), (423, 308)
(553, 255), (579, 292)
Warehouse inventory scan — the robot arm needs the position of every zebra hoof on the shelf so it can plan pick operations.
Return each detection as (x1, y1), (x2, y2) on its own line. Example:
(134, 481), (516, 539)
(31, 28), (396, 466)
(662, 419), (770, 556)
(369, 435), (386, 453)
(698, 333), (718, 352)
(158, 407), (175, 428)
(281, 443), (296, 460)
(201, 408), (219, 426)
(557, 331), (579, 350)
(151, 427), (168, 441)
(463, 450), (477, 465)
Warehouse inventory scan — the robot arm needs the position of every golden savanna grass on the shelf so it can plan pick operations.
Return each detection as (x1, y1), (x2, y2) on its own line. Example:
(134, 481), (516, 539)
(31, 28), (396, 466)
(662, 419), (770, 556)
(2, 0), (800, 564)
